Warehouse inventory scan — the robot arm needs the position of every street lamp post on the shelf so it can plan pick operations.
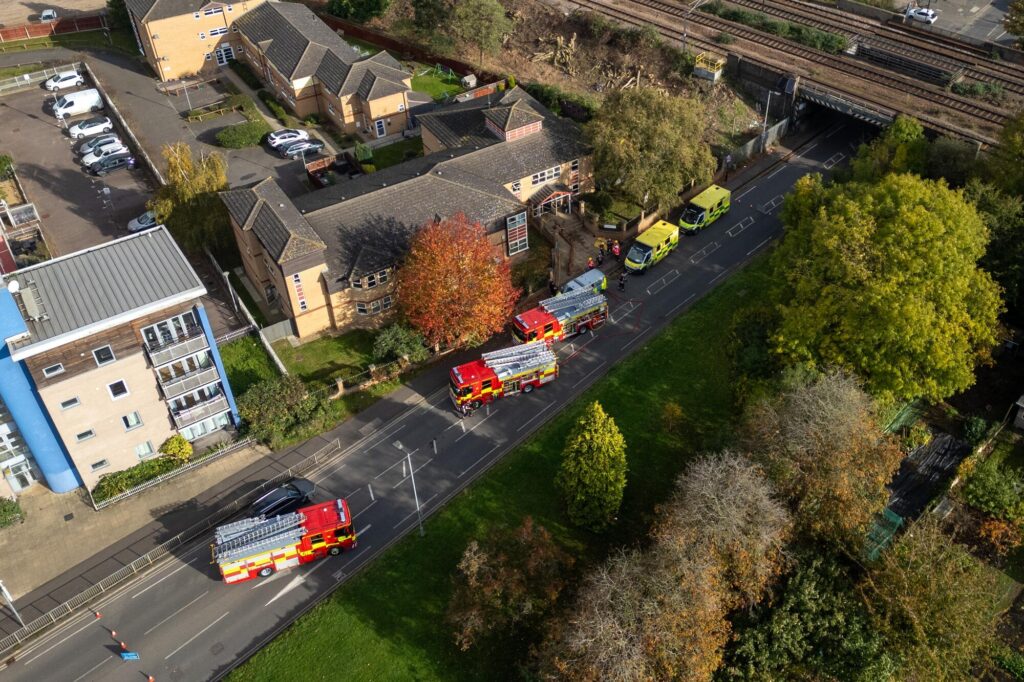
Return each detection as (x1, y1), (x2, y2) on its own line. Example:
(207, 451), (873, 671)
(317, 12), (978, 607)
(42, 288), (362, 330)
(394, 440), (424, 537)
(0, 579), (24, 628)
(682, 0), (712, 52)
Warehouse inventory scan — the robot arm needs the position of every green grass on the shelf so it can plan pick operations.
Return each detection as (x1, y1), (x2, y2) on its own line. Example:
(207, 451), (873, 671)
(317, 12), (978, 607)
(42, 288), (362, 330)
(228, 272), (269, 328)
(511, 228), (554, 297)
(233, 258), (771, 681)
(372, 137), (423, 170)
(610, 197), (644, 220)
(219, 336), (279, 397)
(0, 63), (47, 79)
(342, 36), (383, 56)
(0, 28), (138, 56)
(272, 329), (377, 386)
(410, 64), (464, 101)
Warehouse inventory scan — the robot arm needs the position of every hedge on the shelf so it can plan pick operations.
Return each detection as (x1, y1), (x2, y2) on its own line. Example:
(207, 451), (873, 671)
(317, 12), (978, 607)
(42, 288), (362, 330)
(229, 59), (263, 90)
(0, 497), (24, 528)
(216, 120), (273, 148)
(522, 82), (598, 122)
(91, 456), (182, 502)
(258, 90), (300, 128)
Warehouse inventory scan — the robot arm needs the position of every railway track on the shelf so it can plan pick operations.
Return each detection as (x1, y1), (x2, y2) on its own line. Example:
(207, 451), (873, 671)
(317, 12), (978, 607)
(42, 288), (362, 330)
(567, 0), (1001, 143)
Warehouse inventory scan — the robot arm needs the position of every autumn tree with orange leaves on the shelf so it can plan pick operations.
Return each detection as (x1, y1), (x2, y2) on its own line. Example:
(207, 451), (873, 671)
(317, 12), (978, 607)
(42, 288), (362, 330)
(397, 213), (520, 349)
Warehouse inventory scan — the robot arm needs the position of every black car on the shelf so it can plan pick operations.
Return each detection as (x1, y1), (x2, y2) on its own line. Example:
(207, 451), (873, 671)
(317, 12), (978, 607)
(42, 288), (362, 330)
(249, 478), (315, 518)
(280, 139), (325, 159)
(88, 152), (135, 176)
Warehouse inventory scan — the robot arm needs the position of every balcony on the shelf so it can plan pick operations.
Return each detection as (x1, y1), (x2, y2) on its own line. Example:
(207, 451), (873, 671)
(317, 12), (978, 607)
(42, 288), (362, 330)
(171, 395), (229, 429)
(159, 366), (221, 400)
(146, 326), (209, 367)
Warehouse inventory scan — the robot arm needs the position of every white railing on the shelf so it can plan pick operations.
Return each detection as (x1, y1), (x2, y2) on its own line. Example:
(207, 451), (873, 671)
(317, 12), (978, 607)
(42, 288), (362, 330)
(0, 63), (80, 97)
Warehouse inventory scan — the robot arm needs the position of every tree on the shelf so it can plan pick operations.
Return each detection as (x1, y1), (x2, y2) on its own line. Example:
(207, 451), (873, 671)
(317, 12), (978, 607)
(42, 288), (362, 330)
(991, 109), (1024, 196)
(326, 0), (390, 23)
(721, 555), (895, 681)
(743, 370), (904, 549)
(1005, 0), (1024, 49)
(446, 517), (573, 651)
(849, 115), (929, 182)
(412, 0), (451, 32)
(449, 0), (513, 67)
(148, 143), (232, 255)
(372, 323), (429, 363)
(159, 434), (193, 463)
(556, 401), (627, 530)
(964, 178), (1024, 315)
(106, 0), (131, 30)
(771, 172), (1003, 402)
(863, 516), (1001, 680)
(237, 375), (327, 448)
(397, 213), (519, 349)
(585, 88), (715, 210)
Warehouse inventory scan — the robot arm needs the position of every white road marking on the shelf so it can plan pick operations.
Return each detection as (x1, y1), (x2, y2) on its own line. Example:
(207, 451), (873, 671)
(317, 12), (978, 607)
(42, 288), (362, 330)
(458, 444), (501, 478)
(690, 242), (721, 264)
(72, 656), (113, 682)
(264, 559), (334, 607)
(766, 165), (786, 180)
(23, 617), (99, 665)
(620, 329), (651, 352)
(747, 236), (773, 256)
(144, 591), (209, 634)
(825, 124), (846, 138)
(558, 332), (597, 356)
(726, 216), (754, 237)
(311, 461), (347, 484)
(393, 493), (438, 528)
(455, 410), (497, 442)
(392, 458), (433, 489)
(132, 553), (206, 599)
(645, 269), (679, 295)
(374, 448), (419, 479)
(823, 152), (846, 170)
(709, 268), (729, 284)
(353, 498), (378, 519)
(572, 361), (607, 388)
(734, 186), (757, 201)
(665, 293), (696, 318)
(797, 143), (818, 157)
(164, 611), (230, 659)
(516, 401), (555, 432)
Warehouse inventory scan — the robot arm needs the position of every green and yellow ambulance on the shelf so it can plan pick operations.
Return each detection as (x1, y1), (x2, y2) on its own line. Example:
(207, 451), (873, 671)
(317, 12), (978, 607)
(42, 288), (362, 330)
(624, 220), (679, 275)
(679, 185), (731, 234)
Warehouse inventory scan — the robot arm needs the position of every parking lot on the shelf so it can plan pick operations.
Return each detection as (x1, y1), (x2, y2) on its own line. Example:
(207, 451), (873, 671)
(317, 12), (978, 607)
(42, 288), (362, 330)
(0, 80), (152, 256)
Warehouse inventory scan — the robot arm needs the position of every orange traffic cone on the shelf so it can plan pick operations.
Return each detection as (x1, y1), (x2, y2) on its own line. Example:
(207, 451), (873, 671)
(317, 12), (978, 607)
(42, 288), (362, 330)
(147, 676), (155, 682)
(94, 610), (102, 619)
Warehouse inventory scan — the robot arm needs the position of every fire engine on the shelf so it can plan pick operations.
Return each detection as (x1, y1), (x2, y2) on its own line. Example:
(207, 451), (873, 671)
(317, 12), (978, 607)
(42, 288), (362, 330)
(211, 498), (356, 584)
(450, 341), (557, 411)
(510, 288), (608, 345)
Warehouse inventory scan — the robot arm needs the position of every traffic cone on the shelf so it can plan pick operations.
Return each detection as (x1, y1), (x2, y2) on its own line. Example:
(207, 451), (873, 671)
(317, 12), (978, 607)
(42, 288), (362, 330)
(147, 676), (155, 682)
(110, 629), (117, 639)
(94, 610), (102, 619)
(119, 641), (127, 651)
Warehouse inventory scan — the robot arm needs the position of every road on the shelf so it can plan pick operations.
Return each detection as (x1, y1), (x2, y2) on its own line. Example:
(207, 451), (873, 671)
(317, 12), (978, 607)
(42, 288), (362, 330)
(0, 115), (870, 682)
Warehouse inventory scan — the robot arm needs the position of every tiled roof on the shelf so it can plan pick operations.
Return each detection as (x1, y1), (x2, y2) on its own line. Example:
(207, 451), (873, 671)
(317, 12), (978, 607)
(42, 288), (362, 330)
(417, 89), (544, 149)
(125, 0), (211, 22)
(221, 178), (326, 264)
(483, 100), (544, 132)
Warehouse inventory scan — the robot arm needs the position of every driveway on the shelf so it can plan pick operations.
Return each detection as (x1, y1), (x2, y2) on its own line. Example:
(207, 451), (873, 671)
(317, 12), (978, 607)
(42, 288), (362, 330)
(0, 85), (151, 256)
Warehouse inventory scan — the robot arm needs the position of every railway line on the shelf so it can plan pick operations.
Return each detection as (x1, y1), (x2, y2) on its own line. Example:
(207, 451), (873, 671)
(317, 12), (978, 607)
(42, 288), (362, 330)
(569, 0), (1003, 143)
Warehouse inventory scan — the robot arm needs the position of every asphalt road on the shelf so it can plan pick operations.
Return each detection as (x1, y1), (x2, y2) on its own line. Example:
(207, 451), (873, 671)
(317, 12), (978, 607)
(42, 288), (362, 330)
(0, 115), (871, 682)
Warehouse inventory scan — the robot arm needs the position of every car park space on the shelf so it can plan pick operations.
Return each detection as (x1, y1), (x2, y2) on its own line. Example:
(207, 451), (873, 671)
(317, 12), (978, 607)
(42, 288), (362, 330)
(0, 84), (152, 255)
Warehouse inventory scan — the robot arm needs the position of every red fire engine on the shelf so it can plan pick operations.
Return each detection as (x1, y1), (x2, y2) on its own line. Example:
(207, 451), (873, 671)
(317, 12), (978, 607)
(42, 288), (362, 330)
(511, 288), (608, 345)
(211, 498), (356, 584)
(450, 341), (558, 412)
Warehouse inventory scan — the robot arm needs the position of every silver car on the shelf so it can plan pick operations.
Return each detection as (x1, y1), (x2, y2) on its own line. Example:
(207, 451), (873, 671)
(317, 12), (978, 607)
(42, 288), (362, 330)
(76, 133), (121, 157)
(81, 141), (128, 167)
(68, 116), (113, 140)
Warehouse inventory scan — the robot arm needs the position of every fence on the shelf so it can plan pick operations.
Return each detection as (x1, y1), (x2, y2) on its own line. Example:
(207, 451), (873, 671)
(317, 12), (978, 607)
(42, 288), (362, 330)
(727, 118), (790, 167)
(0, 437), (341, 659)
(88, 437), (255, 510)
(0, 14), (107, 43)
(0, 62), (81, 96)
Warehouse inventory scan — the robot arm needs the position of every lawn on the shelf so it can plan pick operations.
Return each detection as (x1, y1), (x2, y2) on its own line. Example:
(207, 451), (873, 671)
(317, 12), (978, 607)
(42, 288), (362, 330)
(0, 63), (48, 79)
(371, 136), (423, 170)
(228, 272), (269, 328)
(272, 329), (377, 386)
(219, 336), (279, 397)
(233, 258), (771, 681)
(410, 64), (464, 101)
(0, 28), (138, 56)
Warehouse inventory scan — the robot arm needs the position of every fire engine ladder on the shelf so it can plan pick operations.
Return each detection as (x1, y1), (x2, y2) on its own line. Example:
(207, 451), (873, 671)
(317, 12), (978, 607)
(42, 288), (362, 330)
(482, 341), (557, 381)
(212, 512), (306, 563)
(540, 289), (607, 324)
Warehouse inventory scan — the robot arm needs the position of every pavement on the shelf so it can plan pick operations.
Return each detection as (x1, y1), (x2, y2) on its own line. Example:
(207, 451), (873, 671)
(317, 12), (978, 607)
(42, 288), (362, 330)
(0, 1), (104, 27)
(0, 111), (875, 681)
(927, 0), (1017, 46)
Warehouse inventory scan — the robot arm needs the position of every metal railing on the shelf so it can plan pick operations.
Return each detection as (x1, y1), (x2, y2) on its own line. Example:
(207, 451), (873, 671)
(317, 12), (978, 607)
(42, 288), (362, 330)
(159, 365), (220, 400)
(171, 395), (229, 429)
(146, 328), (209, 367)
(0, 438), (342, 658)
(0, 63), (79, 97)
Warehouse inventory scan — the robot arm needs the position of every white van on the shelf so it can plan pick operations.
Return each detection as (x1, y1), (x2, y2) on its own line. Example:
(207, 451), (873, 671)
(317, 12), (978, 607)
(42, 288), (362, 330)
(52, 88), (103, 119)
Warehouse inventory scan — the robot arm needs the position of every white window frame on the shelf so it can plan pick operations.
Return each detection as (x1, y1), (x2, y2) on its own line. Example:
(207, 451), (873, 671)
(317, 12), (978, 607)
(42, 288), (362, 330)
(356, 302), (367, 315)
(571, 183), (580, 194)
(205, 52), (212, 61)
(43, 363), (65, 378)
(366, 273), (377, 289)
(60, 397), (80, 410)
(571, 159), (580, 172)
(203, 6), (223, 15)
(506, 211), (529, 256)
(210, 27), (228, 36)
(136, 441), (156, 460)
(530, 165), (561, 185)
(193, 11), (200, 19)
(511, 180), (521, 193)
(292, 273), (308, 312)
(92, 345), (116, 367)
(107, 380), (129, 400)
(398, 102), (406, 112)
(122, 411), (144, 432)
(382, 295), (393, 311)
(77, 429), (97, 443)
(90, 459), (109, 472)
(378, 269), (389, 284)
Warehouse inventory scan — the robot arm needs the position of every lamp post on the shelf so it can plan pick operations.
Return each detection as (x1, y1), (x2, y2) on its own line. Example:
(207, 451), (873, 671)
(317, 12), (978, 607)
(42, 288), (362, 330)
(394, 440), (424, 537)
(682, 0), (712, 52)
(761, 90), (781, 153)
(0, 579), (24, 628)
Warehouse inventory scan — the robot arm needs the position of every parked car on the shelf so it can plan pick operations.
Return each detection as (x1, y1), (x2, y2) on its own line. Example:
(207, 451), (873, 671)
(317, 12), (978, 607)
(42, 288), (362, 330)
(249, 478), (315, 518)
(43, 71), (84, 92)
(68, 116), (113, 140)
(87, 153), (135, 176)
(127, 210), (157, 233)
(906, 7), (938, 23)
(280, 139), (325, 159)
(266, 128), (309, 149)
(52, 88), (103, 119)
(39, 9), (58, 22)
(76, 132), (120, 157)
(81, 141), (129, 167)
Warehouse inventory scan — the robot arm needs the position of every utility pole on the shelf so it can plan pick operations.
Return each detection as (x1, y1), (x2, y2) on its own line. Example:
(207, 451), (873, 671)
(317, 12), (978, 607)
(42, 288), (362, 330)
(394, 441), (424, 537)
(0, 579), (24, 627)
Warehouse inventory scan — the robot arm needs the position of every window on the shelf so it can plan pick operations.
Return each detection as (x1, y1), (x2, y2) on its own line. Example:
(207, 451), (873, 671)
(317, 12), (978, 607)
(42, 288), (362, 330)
(369, 299), (382, 314)
(351, 277), (362, 289)
(107, 380), (129, 400)
(366, 273), (377, 289)
(60, 397), (80, 410)
(481, 379), (493, 390)
(378, 269), (389, 284)
(205, 52), (212, 61)
(382, 295), (393, 311)
(76, 429), (96, 443)
(506, 212), (529, 256)
(135, 441), (155, 460)
(309, 533), (324, 544)
(42, 363), (65, 378)
(203, 6), (223, 15)
(511, 180), (521, 194)
(193, 11), (200, 19)
(198, 32), (206, 40)
(292, 273), (308, 312)
(356, 302), (367, 315)
(227, 3), (233, 10)
(92, 345), (116, 367)
(90, 459), (109, 472)
(232, 25), (239, 32)
(530, 165), (561, 185)
(210, 27), (228, 36)
(122, 411), (143, 432)
(571, 183), (580, 194)
(571, 158), (580, 172)
(398, 103), (406, 112)
(327, 104), (336, 115)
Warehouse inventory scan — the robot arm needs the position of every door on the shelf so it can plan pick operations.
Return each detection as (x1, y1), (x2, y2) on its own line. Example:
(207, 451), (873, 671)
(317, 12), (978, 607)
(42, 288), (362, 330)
(215, 45), (234, 66)
(374, 119), (386, 138)
(2, 456), (35, 493)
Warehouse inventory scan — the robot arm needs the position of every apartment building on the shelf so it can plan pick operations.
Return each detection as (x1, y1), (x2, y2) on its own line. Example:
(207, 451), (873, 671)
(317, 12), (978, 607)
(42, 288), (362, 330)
(0, 227), (239, 495)
(124, 0), (266, 81)
(221, 88), (593, 340)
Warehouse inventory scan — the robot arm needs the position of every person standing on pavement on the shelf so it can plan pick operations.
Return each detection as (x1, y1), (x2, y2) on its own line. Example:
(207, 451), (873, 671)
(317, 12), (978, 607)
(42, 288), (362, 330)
(611, 240), (621, 261)
(618, 272), (627, 292)
(587, 256), (595, 269)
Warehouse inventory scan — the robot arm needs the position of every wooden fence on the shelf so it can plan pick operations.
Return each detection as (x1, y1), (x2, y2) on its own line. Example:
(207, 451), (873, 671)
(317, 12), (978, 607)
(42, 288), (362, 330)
(0, 14), (107, 43)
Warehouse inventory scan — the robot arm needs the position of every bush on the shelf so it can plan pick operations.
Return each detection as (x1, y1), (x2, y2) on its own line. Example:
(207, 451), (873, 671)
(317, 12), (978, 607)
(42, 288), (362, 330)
(360, 162), (377, 174)
(506, 74), (516, 89)
(373, 323), (430, 363)
(216, 120), (272, 148)
(979, 518), (1022, 556)
(229, 60), (263, 90)
(964, 416), (991, 445)
(354, 142), (373, 162)
(715, 31), (735, 44)
(257, 90), (299, 127)
(160, 434), (194, 462)
(238, 375), (330, 449)
(327, 0), (389, 22)
(901, 421), (933, 452)
(661, 401), (684, 434)
(996, 645), (1024, 679)
(963, 464), (1024, 521)
(92, 457), (181, 502)
(702, 1), (847, 53)
(522, 82), (598, 122)
(0, 497), (24, 528)
(0, 153), (14, 178)
(303, 113), (322, 126)
(579, 190), (613, 216)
